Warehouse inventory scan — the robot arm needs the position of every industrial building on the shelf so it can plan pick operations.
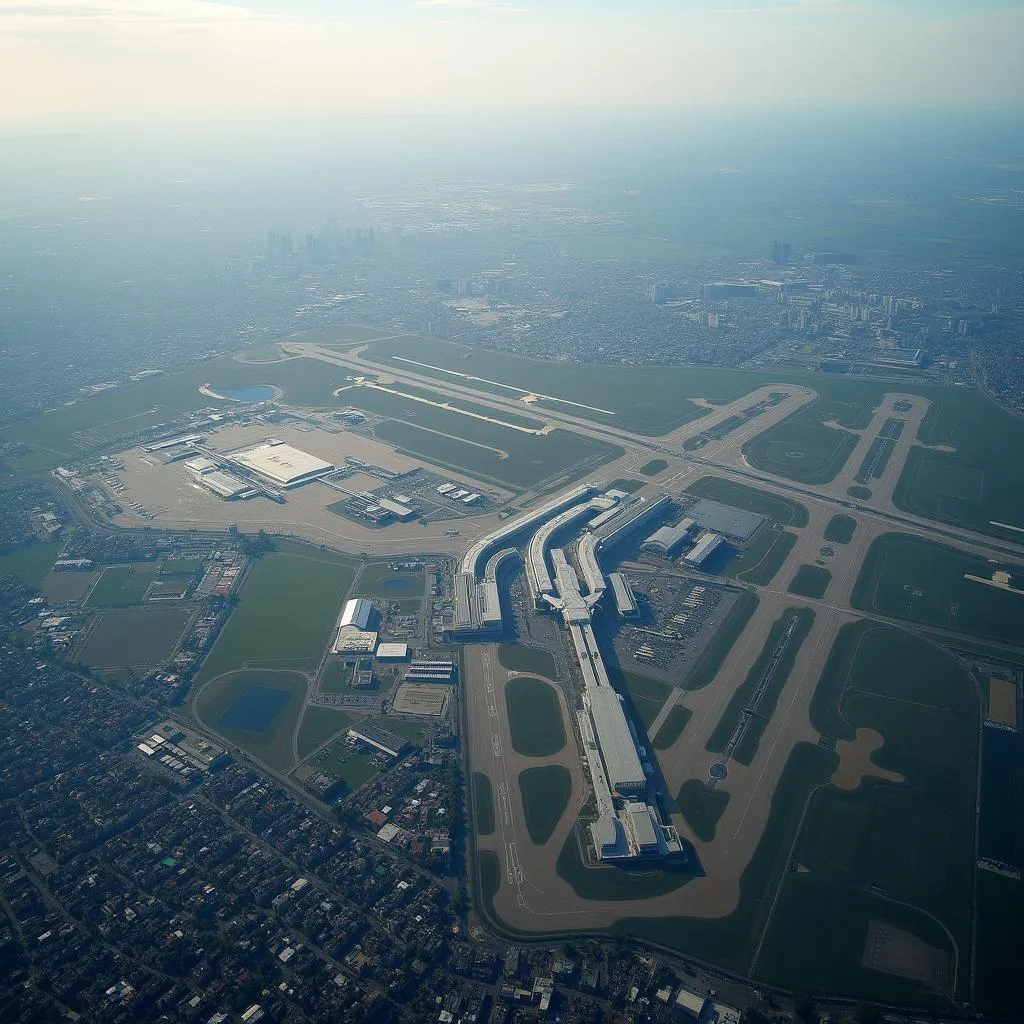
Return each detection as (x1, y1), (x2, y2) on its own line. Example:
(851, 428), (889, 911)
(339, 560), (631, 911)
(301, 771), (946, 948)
(375, 642), (409, 661)
(684, 532), (724, 567)
(642, 517), (697, 556)
(687, 498), (765, 541)
(340, 598), (375, 631)
(347, 724), (410, 759)
(332, 599), (379, 653)
(231, 441), (334, 489)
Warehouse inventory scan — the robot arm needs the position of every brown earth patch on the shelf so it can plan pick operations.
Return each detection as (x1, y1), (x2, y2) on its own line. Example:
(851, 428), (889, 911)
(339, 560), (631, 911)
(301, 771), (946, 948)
(862, 919), (950, 991)
(830, 727), (904, 791)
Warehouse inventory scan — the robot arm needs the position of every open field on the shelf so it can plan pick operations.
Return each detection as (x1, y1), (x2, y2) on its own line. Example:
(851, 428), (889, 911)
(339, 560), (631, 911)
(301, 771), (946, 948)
(706, 607), (815, 765)
(0, 541), (62, 585)
(473, 772), (496, 837)
(198, 550), (356, 683)
(195, 669), (308, 773)
(320, 660), (396, 696)
(684, 591), (759, 690)
(653, 705), (692, 750)
(677, 780), (730, 843)
(684, 477), (809, 527)
(851, 533), (1024, 645)
(375, 418), (622, 491)
(38, 569), (98, 603)
(764, 621), (980, 1003)
(743, 415), (860, 485)
(787, 564), (832, 599)
(356, 562), (425, 599)
(84, 564), (161, 607)
(824, 514), (857, 544)
(639, 459), (668, 477)
(497, 644), (556, 678)
(724, 527), (796, 586)
(518, 765), (573, 846)
(78, 607), (191, 667)
(604, 478), (644, 494)
(296, 707), (352, 760)
(505, 677), (566, 757)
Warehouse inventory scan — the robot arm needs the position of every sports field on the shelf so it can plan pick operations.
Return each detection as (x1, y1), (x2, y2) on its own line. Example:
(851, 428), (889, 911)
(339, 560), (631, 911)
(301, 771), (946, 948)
(505, 677), (566, 757)
(851, 533), (1024, 645)
(824, 514), (857, 544)
(518, 765), (573, 846)
(764, 620), (980, 1003)
(677, 780), (730, 843)
(85, 564), (162, 607)
(684, 477), (809, 527)
(78, 607), (191, 667)
(197, 549), (356, 683)
(195, 668), (308, 772)
(787, 564), (832, 599)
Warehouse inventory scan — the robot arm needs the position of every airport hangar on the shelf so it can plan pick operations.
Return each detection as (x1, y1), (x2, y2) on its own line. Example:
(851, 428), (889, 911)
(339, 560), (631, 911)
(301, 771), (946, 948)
(455, 484), (695, 863)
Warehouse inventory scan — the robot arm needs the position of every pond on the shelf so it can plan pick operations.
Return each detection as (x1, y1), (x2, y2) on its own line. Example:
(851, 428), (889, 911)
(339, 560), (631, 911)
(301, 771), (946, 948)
(220, 685), (290, 732)
(382, 577), (413, 591)
(212, 384), (277, 402)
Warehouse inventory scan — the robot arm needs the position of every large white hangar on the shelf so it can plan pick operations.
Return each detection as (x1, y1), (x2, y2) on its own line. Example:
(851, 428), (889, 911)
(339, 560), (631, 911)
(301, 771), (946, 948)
(232, 441), (334, 489)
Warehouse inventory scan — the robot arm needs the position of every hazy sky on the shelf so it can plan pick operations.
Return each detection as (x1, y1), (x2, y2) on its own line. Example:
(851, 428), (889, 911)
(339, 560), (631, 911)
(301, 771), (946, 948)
(2, 0), (1023, 126)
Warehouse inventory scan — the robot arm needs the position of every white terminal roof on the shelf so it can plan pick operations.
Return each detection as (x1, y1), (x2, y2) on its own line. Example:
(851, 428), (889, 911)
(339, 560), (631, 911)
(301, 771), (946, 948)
(376, 642), (409, 659)
(587, 686), (646, 791)
(233, 442), (333, 487)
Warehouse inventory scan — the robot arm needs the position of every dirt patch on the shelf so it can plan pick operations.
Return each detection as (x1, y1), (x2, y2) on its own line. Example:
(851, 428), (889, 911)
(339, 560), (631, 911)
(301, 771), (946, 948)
(988, 678), (1018, 728)
(921, 443), (957, 453)
(830, 728), (904, 791)
(862, 919), (950, 991)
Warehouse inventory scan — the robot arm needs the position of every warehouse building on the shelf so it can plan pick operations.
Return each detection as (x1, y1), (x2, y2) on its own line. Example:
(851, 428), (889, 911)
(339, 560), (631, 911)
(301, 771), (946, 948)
(340, 598), (376, 631)
(347, 724), (410, 759)
(687, 498), (765, 541)
(642, 517), (697, 556)
(231, 441), (334, 489)
(684, 532), (724, 567)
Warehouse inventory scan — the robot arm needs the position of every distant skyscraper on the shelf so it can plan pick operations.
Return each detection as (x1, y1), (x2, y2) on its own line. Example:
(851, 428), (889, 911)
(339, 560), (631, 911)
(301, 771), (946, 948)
(769, 240), (791, 265)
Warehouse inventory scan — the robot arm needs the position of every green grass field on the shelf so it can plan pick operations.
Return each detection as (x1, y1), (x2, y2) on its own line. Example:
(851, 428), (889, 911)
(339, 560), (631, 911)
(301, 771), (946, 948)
(639, 459), (668, 477)
(518, 765), (573, 846)
(38, 569), (98, 603)
(473, 772), (496, 837)
(824, 514), (857, 544)
(744, 417), (860, 485)
(84, 564), (161, 607)
(787, 564), (832, 599)
(725, 527), (797, 585)
(706, 608), (815, 765)
(296, 707), (352, 760)
(197, 550), (356, 683)
(309, 736), (382, 793)
(505, 677), (566, 757)
(319, 660), (396, 696)
(768, 620), (980, 1004)
(195, 668), (308, 773)
(685, 591), (759, 691)
(497, 644), (556, 678)
(677, 780), (730, 843)
(619, 672), (671, 730)
(605, 478), (644, 494)
(685, 477), (809, 527)
(78, 608), (191, 667)
(848, 485), (872, 499)
(653, 705), (692, 750)
(851, 533), (1024, 646)
(161, 558), (203, 577)
(375, 418), (622, 491)
(356, 561), (425, 599)
(0, 541), (62, 585)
